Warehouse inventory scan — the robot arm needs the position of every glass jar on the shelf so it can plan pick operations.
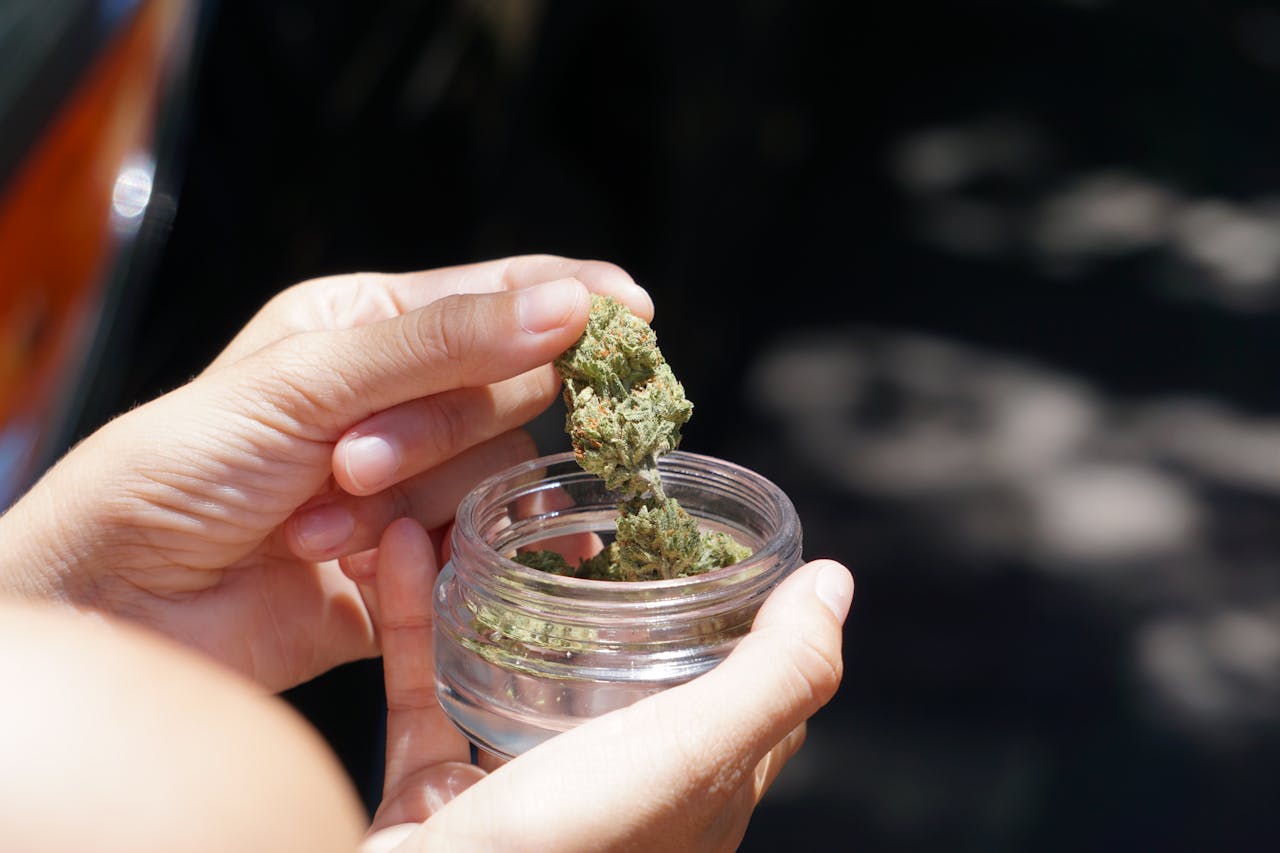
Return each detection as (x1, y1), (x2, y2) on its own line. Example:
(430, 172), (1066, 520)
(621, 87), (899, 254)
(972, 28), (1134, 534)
(434, 450), (803, 759)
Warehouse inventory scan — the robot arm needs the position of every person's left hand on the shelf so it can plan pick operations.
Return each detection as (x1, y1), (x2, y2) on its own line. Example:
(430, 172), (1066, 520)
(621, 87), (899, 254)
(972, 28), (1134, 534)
(0, 255), (652, 691)
(359, 518), (852, 853)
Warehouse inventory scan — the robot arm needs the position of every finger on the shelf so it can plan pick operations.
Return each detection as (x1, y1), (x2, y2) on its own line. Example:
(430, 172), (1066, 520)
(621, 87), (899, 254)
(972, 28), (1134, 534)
(514, 532), (604, 569)
(668, 560), (851, 765)
(625, 560), (846, 813)
(332, 369), (558, 496)
(211, 255), (652, 371)
(287, 429), (538, 562)
(215, 277), (590, 440)
(437, 521), (455, 565)
(372, 519), (473, 804)
(337, 526), (449, 584)
(407, 255), (653, 322)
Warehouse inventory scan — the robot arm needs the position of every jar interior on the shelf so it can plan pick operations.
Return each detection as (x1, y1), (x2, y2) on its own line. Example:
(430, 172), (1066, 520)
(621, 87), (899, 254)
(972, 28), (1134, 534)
(479, 458), (775, 565)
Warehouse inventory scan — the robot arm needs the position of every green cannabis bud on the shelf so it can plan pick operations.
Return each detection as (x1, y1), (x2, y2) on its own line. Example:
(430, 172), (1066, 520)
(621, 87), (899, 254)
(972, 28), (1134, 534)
(555, 293), (692, 498)
(515, 294), (751, 581)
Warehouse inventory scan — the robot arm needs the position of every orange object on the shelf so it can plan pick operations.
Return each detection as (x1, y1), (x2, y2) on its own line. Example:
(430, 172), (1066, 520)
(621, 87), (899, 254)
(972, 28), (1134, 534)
(0, 0), (185, 501)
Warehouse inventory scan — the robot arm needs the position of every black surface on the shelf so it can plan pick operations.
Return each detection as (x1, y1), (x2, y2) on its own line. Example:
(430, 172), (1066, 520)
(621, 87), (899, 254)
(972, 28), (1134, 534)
(0, 0), (109, 197)
(82, 1), (1280, 849)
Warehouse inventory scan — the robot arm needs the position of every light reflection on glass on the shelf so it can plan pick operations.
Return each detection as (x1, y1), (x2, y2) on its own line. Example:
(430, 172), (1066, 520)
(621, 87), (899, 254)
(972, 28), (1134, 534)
(110, 154), (154, 237)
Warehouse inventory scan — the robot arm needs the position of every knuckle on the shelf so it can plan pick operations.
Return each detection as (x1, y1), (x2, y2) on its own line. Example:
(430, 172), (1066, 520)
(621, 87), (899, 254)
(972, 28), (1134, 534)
(384, 683), (438, 713)
(407, 294), (476, 378)
(346, 488), (412, 552)
(253, 334), (349, 427)
(386, 484), (416, 526)
(413, 396), (473, 464)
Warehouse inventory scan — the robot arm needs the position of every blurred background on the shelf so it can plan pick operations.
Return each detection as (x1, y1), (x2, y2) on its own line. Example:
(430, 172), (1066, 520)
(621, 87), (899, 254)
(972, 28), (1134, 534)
(6, 0), (1280, 849)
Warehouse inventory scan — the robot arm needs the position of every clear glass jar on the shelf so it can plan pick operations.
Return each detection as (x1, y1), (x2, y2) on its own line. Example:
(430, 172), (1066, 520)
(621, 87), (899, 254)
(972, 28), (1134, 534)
(433, 450), (803, 759)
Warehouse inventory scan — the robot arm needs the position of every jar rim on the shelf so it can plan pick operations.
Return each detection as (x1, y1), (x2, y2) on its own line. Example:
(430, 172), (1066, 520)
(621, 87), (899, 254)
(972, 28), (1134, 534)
(452, 449), (800, 596)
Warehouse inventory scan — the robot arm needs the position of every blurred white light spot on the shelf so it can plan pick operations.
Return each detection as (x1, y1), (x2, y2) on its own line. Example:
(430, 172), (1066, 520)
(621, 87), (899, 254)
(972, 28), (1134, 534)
(112, 159), (154, 220)
(893, 129), (977, 195)
(1173, 200), (1280, 294)
(836, 423), (989, 495)
(746, 335), (866, 417)
(1030, 465), (1198, 563)
(1138, 399), (1280, 492)
(1032, 172), (1177, 257)
(1137, 609), (1280, 730)
(1208, 611), (1280, 682)
(1137, 619), (1231, 720)
(891, 117), (1042, 195)
(986, 381), (1097, 478)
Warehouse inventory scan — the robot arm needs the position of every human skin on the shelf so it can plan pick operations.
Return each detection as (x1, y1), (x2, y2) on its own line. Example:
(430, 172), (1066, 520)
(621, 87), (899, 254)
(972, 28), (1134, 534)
(0, 599), (368, 853)
(358, 520), (854, 853)
(0, 255), (653, 690)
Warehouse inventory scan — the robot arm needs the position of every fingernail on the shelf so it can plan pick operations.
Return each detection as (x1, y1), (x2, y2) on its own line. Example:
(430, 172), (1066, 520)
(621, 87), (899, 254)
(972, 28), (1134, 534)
(815, 562), (853, 624)
(342, 434), (400, 493)
(621, 281), (655, 318)
(518, 278), (584, 333)
(294, 504), (355, 554)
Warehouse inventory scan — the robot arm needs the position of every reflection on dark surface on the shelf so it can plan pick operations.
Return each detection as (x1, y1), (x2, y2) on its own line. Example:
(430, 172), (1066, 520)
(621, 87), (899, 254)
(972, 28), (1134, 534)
(72, 0), (1280, 849)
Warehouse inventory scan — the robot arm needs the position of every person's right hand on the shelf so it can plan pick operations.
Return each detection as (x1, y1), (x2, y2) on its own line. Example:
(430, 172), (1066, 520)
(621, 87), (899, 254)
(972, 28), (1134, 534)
(360, 518), (853, 853)
(0, 255), (651, 691)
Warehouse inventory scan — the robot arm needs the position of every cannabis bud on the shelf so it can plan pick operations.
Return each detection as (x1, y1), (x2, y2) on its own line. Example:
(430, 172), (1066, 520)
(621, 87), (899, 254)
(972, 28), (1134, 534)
(516, 294), (751, 581)
(555, 294), (692, 497)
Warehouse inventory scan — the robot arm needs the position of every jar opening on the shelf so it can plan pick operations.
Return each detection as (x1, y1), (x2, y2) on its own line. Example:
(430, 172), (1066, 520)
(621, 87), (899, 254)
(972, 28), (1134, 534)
(451, 450), (801, 603)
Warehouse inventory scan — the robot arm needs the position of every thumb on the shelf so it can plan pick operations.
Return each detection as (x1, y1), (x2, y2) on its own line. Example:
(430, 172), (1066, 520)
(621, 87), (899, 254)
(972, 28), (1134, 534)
(219, 278), (590, 435)
(678, 558), (852, 755)
(628, 558), (851, 800)
(404, 560), (852, 852)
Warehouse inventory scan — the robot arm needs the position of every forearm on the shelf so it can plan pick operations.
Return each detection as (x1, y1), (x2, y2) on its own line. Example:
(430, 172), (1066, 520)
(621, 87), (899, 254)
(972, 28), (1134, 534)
(0, 599), (366, 852)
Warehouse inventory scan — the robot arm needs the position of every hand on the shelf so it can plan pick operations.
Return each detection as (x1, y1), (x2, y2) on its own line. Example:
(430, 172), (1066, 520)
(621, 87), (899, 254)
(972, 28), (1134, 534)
(0, 255), (652, 690)
(360, 519), (853, 853)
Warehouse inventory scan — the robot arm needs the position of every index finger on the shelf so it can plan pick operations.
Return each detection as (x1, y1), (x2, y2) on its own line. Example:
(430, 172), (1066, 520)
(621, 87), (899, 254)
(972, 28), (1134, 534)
(211, 255), (652, 370)
(398, 255), (654, 321)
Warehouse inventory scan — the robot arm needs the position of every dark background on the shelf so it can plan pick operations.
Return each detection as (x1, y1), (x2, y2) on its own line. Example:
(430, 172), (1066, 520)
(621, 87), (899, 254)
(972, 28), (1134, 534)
(71, 1), (1280, 850)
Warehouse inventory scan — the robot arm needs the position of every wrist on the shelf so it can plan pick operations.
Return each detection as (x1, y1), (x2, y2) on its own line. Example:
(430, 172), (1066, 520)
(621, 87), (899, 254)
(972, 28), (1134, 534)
(0, 442), (127, 607)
